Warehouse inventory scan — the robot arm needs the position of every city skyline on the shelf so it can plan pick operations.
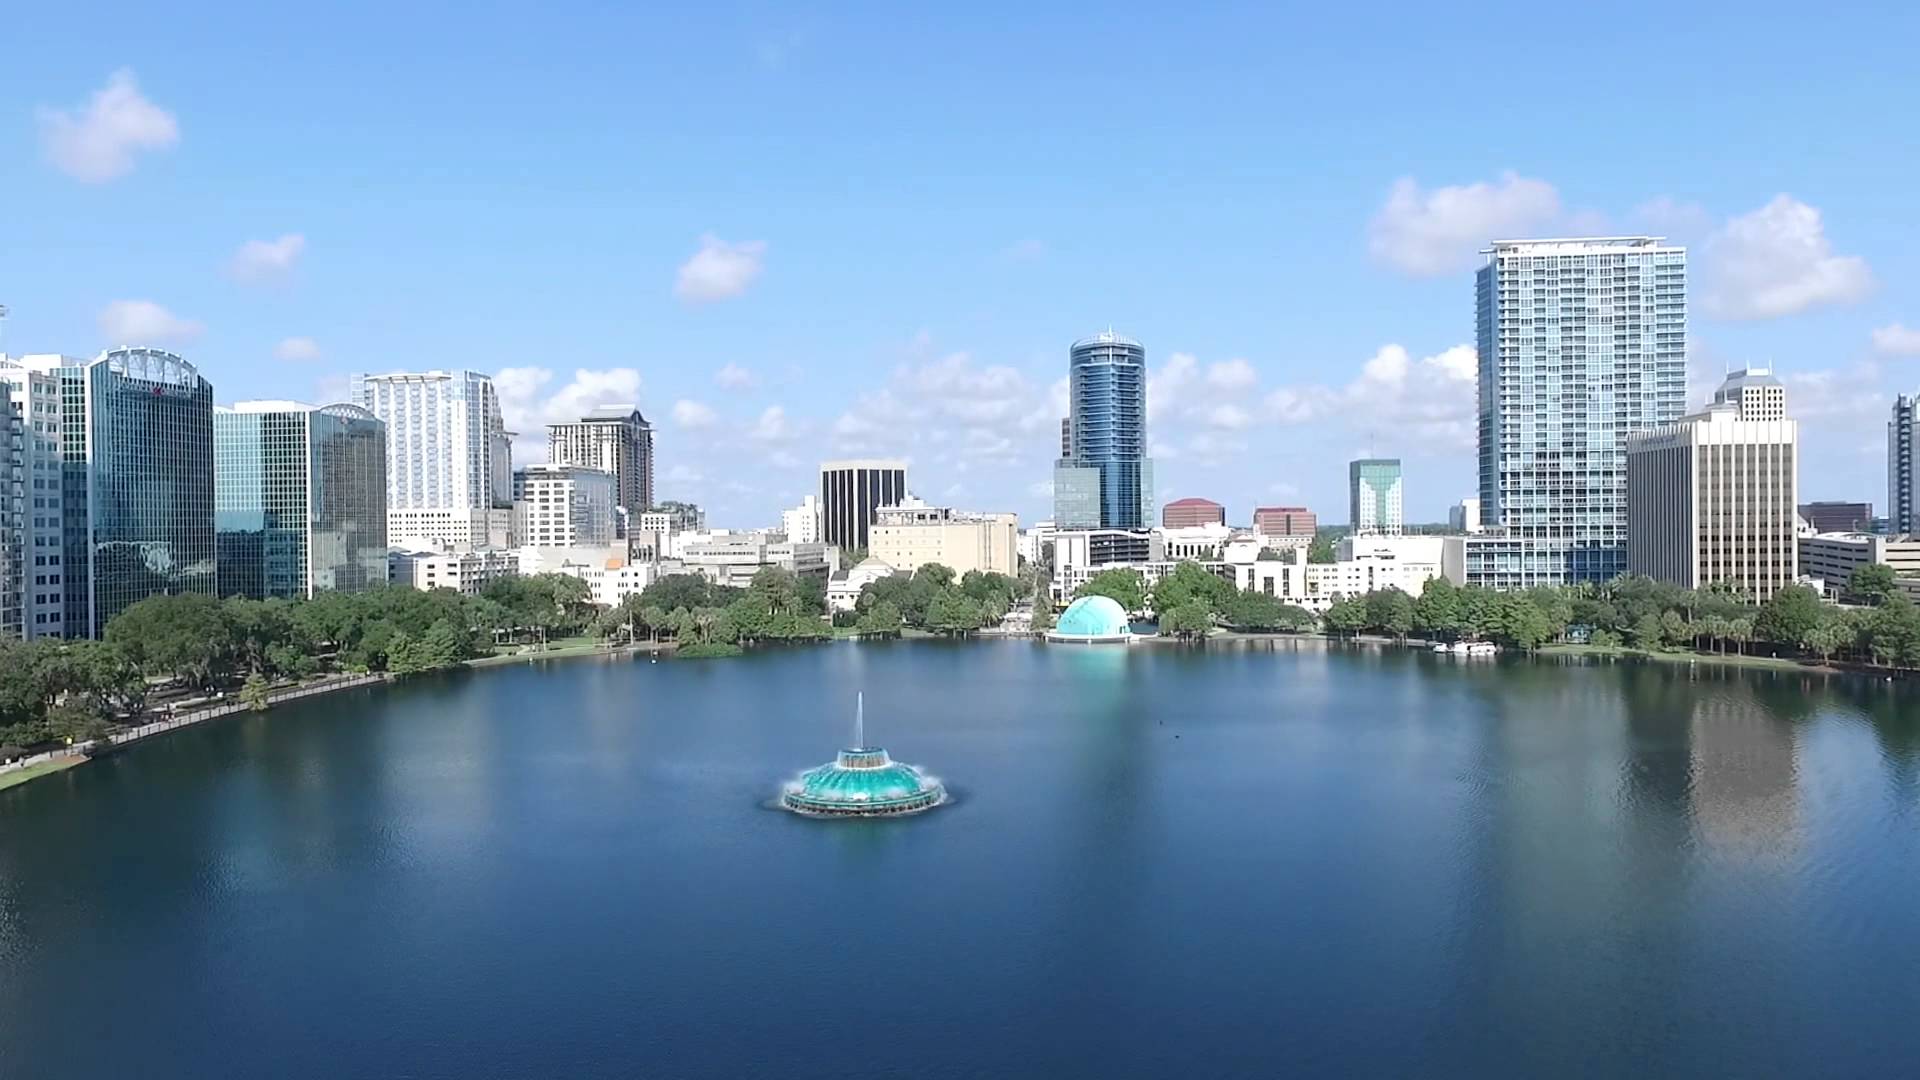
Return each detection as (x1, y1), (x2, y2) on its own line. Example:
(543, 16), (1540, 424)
(4, 8), (1917, 527)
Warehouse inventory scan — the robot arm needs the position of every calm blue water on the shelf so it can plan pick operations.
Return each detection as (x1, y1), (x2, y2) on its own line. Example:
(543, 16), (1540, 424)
(5, 640), (1920, 1078)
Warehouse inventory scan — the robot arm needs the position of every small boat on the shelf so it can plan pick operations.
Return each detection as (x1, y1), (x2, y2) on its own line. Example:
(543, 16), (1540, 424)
(1449, 641), (1472, 655)
(1431, 643), (1449, 653)
(1467, 641), (1498, 656)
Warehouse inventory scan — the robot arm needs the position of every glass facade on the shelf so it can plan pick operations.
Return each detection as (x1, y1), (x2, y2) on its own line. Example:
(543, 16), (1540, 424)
(1348, 458), (1402, 535)
(1058, 331), (1154, 529)
(65, 349), (217, 636)
(1475, 238), (1687, 585)
(217, 403), (388, 600)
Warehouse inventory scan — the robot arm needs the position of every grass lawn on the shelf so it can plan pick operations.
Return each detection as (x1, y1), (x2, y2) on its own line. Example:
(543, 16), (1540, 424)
(0, 756), (85, 793)
(1539, 643), (1819, 672)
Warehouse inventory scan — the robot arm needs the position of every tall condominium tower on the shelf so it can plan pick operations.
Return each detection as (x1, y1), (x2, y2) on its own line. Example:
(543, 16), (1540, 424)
(19, 349), (216, 637)
(355, 370), (513, 549)
(1474, 237), (1687, 586)
(1627, 376), (1798, 601)
(547, 406), (653, 532)
(1348, 458), (1403, 535)
(1, 357), (74, 638)
(215, 401), (388, 600)
(1054, 331), (1153, 529)
(1890, 395), (1918, 535)
(819, 459), (906, 553)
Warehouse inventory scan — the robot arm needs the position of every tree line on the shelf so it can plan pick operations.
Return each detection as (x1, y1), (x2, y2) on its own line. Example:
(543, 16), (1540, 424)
(1073, 562), (1316, 637)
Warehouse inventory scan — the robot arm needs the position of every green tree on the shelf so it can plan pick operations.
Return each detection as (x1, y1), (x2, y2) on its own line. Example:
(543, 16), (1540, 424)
(106, 593), (236, 689)
(1226, 591), (1313, 632)
(1323, 597), (1366, 637)
(1159, 599), (1213, 639)
(1848, 563), (1899, 606)
(240, 672), (272, 712)
(1414, 578), (1465, 641)
(1365, 588), (1415, 639)
(1307, 535), (1335, 564)
(856, 599), (905, 638)
(1151, 561), (1236, 616)
(1075, 569), (1147, 613)
(1756, 585), (1825, 652)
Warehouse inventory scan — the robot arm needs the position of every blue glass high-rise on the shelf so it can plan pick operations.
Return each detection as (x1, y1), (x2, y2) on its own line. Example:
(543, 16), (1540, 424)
(1055, 331), (1153, 529)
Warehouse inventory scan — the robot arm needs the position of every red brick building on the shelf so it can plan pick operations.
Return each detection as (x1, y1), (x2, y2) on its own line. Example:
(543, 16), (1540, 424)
(1162, 497), (1226, 529)
(1253, 506), (1316, 539)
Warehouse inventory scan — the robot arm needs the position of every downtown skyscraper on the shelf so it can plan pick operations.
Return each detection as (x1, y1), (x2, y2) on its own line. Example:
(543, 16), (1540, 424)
(355, 370), (513, 550)
(215, 401), (389, 600)
(1472, 237), (1687, 586)
(1054, 331), (1153, 529)
(547, 406), (654, 534)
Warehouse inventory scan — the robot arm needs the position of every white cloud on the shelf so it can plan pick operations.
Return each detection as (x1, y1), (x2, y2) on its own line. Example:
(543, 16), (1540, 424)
(274, 336), (322, 361)
(768, 449), (803, 470)
(714, 362), (758, 389)
(230, 234), (306, 283)
(1204, 404), (1252, 431)
(666, 464), (703, 487)
(672, 399), (718, 429)
(1261, 343), (1479, 452)
(830, 345), (1056, 467)
(674, 234), (766, 304)
(1204, 358), (1257, 391)
(749, 405), (794, 442)
(37, 69), (179, 182)
(1871, 324), (1920, 357)
(1702, 195), (1873, 320)
(1633, 196), (1714, 241)
(1780, 363), (1886, 428)
(1367, 172), (1561, 277)
(98, 300), (202, 345)
(493, 367), (644, 451)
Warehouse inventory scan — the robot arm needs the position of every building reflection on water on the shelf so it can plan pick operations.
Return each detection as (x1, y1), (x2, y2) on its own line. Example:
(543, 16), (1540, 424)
(1687, 686), (1800, 860)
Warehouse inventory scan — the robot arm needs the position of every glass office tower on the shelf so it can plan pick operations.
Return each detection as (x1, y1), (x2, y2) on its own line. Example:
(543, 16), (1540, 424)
(1474, 237), (1686, 586)
(32, 349), (216, 636)
(1348, 458), (1403, 536)
(216, 401), (388, 600)
(1055, 331), (1153, 529)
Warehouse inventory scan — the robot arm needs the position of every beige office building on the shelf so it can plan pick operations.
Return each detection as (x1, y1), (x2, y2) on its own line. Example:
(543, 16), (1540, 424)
(868, 501), (1017, 577)
(1626, 401), (1798, 600)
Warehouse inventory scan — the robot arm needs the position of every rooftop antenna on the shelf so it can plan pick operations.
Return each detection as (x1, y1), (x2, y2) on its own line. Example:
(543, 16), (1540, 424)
(855, 691), (865, 749)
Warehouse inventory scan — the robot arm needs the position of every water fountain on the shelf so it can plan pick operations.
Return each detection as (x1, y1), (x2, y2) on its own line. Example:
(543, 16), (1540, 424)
(780, 693), (946, 817)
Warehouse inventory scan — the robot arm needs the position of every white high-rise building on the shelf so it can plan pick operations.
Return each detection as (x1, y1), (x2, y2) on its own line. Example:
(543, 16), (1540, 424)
(782, 494), (822, 544)
(355, 370), (513, 549)
(513, 464), (617, 549)
(1472, 236), (1687, 588)
(1, 357), (72, 638)
(1626, 399), (1798, 601)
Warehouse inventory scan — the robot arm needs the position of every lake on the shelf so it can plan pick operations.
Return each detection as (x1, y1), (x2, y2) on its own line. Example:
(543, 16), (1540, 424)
(5, 639), (1920, 1078)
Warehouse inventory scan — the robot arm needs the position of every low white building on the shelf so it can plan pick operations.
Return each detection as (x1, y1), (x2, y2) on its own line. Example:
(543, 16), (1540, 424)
(680, 532), (835, 588)
(1225, 535), (1464, 613)
(827, 557), (901, 612)
(1798, 532), (1920, 598)
(389, 548), (519, 594)
(1155, 523), (1235, 561)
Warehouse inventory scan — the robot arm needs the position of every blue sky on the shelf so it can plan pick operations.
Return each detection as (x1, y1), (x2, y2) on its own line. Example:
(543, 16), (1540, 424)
(5, 3), (1917, 527)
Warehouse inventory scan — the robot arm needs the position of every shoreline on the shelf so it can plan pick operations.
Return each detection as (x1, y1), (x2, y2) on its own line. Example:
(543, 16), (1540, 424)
(0, 640), (676, 795)
(0, 630), (1869, 797)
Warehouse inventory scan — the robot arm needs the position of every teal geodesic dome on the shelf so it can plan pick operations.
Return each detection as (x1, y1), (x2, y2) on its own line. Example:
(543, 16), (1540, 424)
(1052, 595), (1131, 638)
